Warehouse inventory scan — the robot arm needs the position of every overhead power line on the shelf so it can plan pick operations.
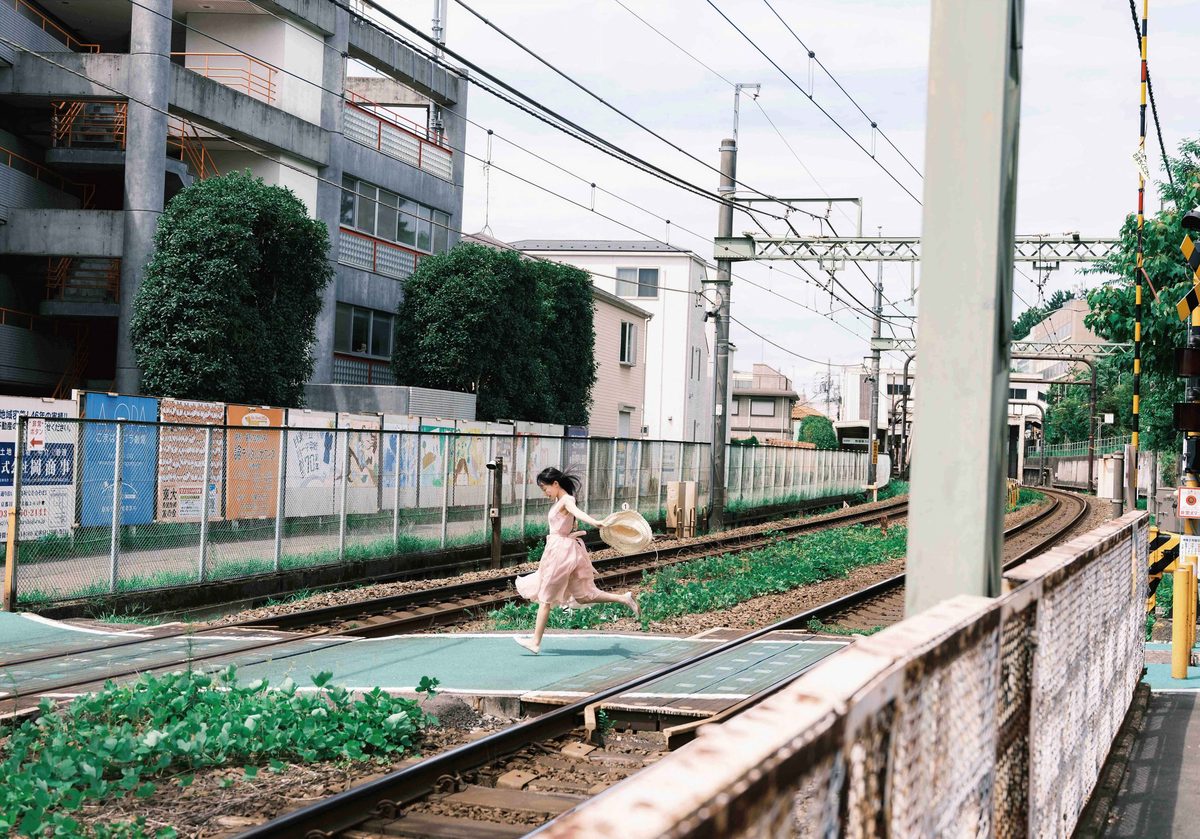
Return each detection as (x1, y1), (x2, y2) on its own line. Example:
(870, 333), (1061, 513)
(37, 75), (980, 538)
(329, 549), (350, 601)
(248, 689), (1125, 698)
(758, 0), (923, 180)
(701, 0), (922, 205)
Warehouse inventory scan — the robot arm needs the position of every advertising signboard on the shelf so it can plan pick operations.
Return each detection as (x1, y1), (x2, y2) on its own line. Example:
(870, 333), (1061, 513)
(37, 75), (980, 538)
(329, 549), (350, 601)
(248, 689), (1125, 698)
(285, 410), (337, 517)
(80, 392), (159, 527)
(226, 405), (284, 520)
(0, 397), (78, 539)
(157, 399), (224, 522)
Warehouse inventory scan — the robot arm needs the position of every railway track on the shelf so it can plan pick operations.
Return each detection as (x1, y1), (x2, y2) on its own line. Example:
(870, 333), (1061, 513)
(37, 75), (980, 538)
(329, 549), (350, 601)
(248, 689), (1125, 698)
(233, 496), (909, 637)
(238, 487), (1091, 839)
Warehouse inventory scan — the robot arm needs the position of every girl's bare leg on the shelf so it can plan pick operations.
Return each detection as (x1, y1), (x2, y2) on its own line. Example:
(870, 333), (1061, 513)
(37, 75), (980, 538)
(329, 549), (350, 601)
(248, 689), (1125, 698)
(577, 590), (640, 618)
(516, 602), (552, 654)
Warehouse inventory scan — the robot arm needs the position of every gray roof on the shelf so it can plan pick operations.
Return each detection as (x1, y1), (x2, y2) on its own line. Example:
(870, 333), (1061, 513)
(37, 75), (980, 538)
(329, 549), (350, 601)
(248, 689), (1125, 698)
(510, 239), (690, 253)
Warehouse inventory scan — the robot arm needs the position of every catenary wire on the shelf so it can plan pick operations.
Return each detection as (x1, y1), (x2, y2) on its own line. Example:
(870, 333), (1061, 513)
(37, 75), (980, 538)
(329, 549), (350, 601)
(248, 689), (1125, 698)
(759, 0), (923, 180)
(701, 0), (922, 205)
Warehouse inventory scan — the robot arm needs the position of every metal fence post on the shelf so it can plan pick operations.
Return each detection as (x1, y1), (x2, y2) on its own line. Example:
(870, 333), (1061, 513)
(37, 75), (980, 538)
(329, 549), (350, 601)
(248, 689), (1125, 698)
(3, 416), (25, 611)
(631, 440), (642, 515)
(391, 431), (403, 546)
(197, 426), (213, 583)
(519, 435), (529, 537)
(656, 440), (665, 518)
(272, 426), (287, 573)
(440, 433), (450, 548)
(610, 438), (619, 511)
(109, 421), (124, 592)
(484, 435), (495, 537)
(582, 436), (592, 508)
(337, 429), (349, 561)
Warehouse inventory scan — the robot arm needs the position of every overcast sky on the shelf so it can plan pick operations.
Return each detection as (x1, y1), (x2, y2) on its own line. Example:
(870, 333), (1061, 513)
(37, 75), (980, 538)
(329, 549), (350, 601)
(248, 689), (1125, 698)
(381, 0), (1191, 398)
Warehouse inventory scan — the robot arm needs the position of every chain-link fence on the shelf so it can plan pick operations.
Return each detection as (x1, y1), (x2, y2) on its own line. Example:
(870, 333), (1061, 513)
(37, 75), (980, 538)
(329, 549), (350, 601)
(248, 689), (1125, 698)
(5, 415), (872, 606)
(539, 511), (1148, 839)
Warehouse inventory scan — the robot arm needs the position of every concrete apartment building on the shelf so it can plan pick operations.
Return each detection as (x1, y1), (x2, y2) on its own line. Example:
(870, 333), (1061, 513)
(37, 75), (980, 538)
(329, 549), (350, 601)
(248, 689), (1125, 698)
(730, 363), (798, 440)
(512, 240), (713, 442)
(589, 288), (652, 438)
(0, 0), (465, 395)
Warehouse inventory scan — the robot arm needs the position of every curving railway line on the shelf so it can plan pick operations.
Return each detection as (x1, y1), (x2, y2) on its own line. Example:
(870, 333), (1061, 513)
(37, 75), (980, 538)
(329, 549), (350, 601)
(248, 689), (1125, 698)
(237, 487), (1093, 839)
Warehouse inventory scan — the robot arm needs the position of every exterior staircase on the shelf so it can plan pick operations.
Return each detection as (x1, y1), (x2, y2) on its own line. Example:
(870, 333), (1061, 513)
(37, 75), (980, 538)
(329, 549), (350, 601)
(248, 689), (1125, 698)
(46, 256), (120, 305)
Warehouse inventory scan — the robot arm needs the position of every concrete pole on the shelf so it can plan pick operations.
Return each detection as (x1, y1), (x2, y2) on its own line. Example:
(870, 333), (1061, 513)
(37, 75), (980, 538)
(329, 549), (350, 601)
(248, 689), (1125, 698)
(707, 139), (736, 529)
(115, 0), (171, 393)
(867, 248), (883, 487)
(906, 0), (1024, 616)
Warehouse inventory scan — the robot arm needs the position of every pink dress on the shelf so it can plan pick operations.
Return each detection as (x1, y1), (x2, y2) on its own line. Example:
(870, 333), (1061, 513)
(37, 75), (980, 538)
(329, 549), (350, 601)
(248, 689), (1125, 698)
(515, 497), (603, 607)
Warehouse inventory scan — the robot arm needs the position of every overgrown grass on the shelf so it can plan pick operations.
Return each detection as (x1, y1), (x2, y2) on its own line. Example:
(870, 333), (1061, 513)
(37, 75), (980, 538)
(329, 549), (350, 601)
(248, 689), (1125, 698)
(1013, 488), (1045, 510)
(491, 523), (908, 631)
(0, 667), (439, 837)
(806, 618), (885, 636)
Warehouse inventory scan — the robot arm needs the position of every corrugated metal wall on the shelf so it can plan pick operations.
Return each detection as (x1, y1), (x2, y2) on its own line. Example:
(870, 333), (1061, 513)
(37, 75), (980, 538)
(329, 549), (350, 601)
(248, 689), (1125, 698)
(0, 324), (71, 388)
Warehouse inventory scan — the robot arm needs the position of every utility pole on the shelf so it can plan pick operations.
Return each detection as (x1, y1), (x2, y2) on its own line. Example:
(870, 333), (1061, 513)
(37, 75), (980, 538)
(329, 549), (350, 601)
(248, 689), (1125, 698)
(429, 0), (449, 136)
(906, 0), (1024, 616)
(867, 228), (884, 487)
(707, 137), (736, 529)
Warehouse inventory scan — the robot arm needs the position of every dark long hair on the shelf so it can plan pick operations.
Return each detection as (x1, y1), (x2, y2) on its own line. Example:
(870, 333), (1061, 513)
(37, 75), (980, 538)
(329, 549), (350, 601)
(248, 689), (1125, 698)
(537, 466), (579, 496)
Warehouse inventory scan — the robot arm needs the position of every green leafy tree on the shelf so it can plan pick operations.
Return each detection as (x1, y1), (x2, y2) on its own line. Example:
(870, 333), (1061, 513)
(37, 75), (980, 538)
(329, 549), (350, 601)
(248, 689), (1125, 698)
(1012, 289), (1076, 340)
(797, 414), (838, 449)
(528, 259), (597, 426)
(392, 244), (596, 423)
(131, 172), (332, 405)
(1083, 137), (1200, 451)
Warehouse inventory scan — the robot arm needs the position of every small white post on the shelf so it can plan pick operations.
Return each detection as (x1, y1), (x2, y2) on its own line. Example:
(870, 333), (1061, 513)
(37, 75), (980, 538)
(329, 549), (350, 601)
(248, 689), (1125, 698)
(337, 430), (349, 561)
(197, 426), (213, 583)
(108, 421), (123, 592)
(272, 427), (287, 572)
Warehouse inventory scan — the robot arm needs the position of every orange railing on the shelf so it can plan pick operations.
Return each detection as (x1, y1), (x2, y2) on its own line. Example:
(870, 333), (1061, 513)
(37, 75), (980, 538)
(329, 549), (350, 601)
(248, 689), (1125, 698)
(343, 91), (453, 181)
(13, 0), (99, 53)
(167, 116), (219, 180)
(52, 100), (126, 148)
(172, 52), (277, 104)
(1, 144), (94, 207)
(46, 257), (120, 303)
(338, 227), (421, 280)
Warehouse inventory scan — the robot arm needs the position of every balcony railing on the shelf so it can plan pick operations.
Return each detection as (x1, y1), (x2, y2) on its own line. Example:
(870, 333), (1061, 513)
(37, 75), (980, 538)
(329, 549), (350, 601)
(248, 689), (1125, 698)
(333, 353), (393, 385)
(338, 227), (421, 280)
(343, 92), (453, 181)
(1, 144), (94, 207)
(13, 0), (99, 52)
(46, 257), (120, 304)
(50, 101), (218, 181)
(172, 52), (277, 104)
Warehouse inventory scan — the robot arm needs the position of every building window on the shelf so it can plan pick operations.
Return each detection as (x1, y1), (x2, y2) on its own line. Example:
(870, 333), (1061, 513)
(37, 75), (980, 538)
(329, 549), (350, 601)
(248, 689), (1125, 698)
(1009, 388), (1028, 400)
(618, 410), (632, 437)
(690, 347), (702, 381)
(731, 399), (739, 415)
(616, 267), (659, 298)
(619, 321), (637, 365)
(341, 176), (451, 255)
(750, 398), (776, 417)
(335, 303), (394, 358)
(886, 383), (911, 396)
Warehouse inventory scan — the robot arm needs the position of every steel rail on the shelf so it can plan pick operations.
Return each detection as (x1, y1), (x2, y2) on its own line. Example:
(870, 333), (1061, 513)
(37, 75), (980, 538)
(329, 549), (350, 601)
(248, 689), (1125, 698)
(240, 489), (1086, 839)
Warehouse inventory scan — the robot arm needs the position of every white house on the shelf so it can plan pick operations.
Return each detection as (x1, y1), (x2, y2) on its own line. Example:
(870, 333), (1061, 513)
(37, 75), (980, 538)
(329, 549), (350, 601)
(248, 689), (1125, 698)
(512, 240), (713, 442)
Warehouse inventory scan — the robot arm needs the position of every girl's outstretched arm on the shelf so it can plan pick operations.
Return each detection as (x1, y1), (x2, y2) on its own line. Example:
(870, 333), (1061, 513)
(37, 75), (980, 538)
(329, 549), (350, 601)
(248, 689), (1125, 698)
(561, 495), (606, 528)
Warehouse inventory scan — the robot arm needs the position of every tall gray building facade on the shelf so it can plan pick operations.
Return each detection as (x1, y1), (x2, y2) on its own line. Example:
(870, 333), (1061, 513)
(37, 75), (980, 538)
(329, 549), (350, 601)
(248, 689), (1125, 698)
(0, 0), (465, 396)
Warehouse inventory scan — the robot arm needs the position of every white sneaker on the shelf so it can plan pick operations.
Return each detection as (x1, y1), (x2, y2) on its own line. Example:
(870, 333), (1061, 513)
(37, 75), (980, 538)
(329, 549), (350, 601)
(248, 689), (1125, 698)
(514, 636), (541, 655)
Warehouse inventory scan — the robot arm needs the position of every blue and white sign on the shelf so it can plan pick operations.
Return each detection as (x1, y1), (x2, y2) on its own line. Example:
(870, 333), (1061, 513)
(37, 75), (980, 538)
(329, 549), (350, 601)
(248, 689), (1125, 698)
(0, 397), (78, 539)
(80, 393), (159, 527)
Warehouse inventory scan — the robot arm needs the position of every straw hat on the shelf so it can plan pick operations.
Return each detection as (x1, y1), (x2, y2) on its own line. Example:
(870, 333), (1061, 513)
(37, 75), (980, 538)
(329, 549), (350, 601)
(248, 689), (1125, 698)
(599, 506), (653, 555)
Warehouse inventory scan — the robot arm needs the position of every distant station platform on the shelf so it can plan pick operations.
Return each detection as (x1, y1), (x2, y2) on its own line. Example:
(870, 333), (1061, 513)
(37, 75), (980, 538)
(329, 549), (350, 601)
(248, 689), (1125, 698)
(1143, 641), (1200, 692)
(0, 613), (846, 723)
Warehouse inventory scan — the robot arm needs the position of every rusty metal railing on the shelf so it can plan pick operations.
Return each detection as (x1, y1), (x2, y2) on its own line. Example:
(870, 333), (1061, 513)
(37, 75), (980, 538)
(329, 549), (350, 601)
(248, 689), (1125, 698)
(13, 0), (99, 52)
(45, 257), (120, 303)
(172, 51), (277, 104)
(0, 144), (94, 207)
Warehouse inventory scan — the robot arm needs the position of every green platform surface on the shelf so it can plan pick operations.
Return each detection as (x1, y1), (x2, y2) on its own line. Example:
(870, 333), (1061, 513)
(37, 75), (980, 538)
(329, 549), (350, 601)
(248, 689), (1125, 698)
(1145, 641), (1200, 692)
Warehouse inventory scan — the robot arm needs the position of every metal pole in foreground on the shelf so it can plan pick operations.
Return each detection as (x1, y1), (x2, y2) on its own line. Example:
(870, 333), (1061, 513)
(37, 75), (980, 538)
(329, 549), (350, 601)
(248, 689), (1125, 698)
(707, 137), (736, 530)
(109, 422), (124, 591)
(488, 456), (503, 569)
(3, 416), (25, 611)
(906, 0), (1024, 616)
(198, 426), (212, 583)
(867, 236), (884, 488)
(273, 428), (287, 573)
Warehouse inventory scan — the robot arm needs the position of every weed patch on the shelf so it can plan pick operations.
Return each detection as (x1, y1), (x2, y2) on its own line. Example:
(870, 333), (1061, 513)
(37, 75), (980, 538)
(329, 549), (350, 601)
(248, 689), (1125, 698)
(0, 667), (439, 837)
(490, 523), (908, 630)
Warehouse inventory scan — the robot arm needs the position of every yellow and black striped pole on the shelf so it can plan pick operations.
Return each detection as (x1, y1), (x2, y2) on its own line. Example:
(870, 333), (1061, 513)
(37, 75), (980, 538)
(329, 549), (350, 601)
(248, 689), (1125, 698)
(1131, 0), (1148, 511)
